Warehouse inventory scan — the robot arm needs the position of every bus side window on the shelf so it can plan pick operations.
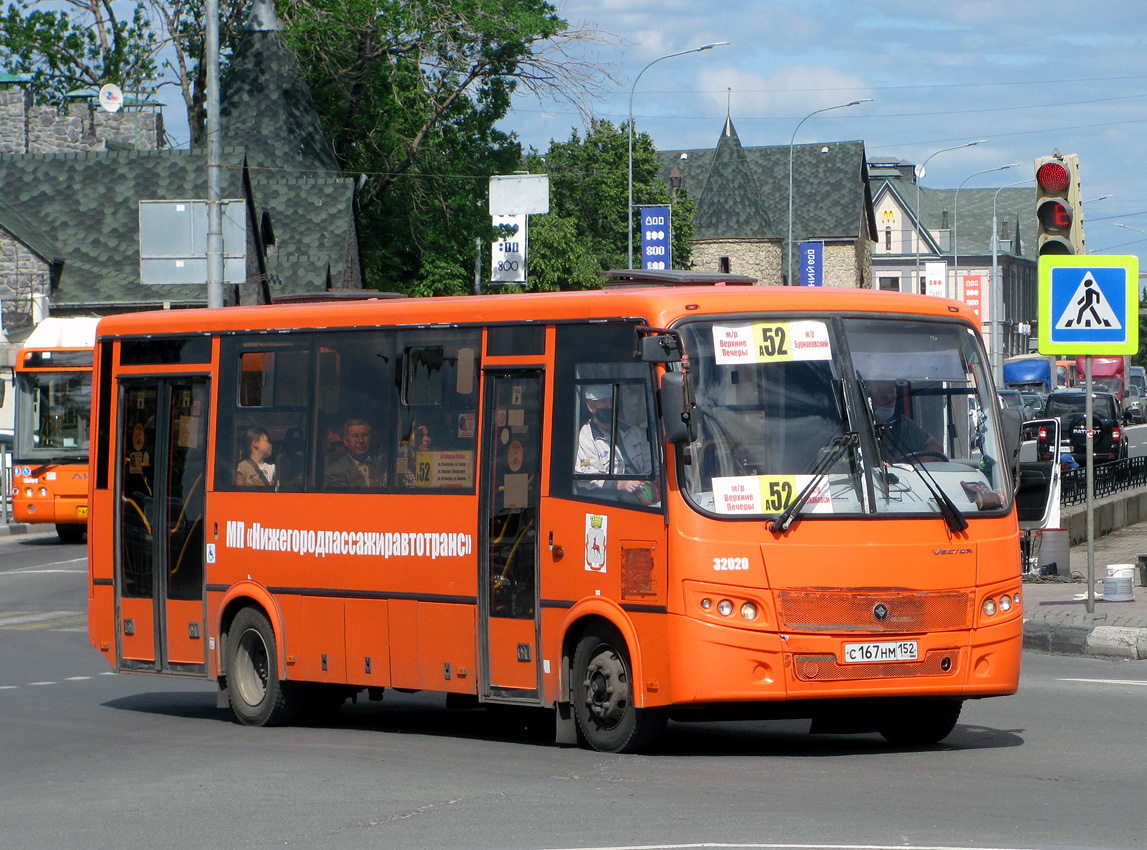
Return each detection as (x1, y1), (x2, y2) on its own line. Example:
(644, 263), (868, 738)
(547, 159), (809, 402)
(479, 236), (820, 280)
(217, 341), (312, 492)
(553, 323), (661, 510)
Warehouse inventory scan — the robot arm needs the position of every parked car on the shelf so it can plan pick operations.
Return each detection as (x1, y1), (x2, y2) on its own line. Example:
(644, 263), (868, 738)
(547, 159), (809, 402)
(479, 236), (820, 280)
(997, 389), (1030, 419)
(1122, 384), (1145, 424)
(1019, 390), (1046, 419)
(1043, 390), (1127, 465)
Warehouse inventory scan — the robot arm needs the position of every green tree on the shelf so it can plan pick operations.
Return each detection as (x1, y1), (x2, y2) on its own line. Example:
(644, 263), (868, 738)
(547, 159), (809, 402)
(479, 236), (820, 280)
(279, 0), (614, 295)
(520, 119), (694, 291)
(0, 0), (161, 104)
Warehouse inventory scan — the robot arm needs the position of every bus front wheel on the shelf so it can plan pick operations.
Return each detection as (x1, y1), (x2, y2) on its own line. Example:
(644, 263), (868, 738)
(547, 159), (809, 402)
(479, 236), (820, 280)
(227, 607), (299, 727)
(872, 697), (962, 746)
(572, 624), (664, 753)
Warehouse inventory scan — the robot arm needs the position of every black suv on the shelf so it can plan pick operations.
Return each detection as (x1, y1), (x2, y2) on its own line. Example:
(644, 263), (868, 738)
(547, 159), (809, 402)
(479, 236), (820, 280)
(1043, 390), (1127, 465)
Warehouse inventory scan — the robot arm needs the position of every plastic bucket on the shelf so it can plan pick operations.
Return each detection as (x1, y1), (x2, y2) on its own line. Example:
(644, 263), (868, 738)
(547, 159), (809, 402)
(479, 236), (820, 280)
(1104, 564), (1135, 602)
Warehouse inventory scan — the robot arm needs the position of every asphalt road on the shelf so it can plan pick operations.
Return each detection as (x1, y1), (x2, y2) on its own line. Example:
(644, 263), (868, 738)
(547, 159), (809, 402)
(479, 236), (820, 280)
(4, 530), (1147, 850)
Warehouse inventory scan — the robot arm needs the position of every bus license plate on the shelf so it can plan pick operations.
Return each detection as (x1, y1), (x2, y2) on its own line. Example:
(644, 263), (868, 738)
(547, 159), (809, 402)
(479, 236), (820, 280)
(77, 506), (89, 518)
(843, 640), (918, 663)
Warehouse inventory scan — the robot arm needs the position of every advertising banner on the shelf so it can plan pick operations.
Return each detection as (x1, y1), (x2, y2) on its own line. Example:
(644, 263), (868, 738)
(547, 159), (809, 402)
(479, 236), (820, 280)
(640, 206), (671, 270)
(799, 241), (823, 286)
(925, 262), (947, 298)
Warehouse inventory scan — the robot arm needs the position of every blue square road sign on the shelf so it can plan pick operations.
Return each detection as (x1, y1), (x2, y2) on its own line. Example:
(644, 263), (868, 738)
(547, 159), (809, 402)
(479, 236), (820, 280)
(1038, 255), (1139, 355)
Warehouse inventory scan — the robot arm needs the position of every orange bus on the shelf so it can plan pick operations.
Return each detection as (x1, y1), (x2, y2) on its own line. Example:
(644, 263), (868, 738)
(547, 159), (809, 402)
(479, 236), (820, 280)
(87, 283), (1035, 751)
(13, 344), (94, 542)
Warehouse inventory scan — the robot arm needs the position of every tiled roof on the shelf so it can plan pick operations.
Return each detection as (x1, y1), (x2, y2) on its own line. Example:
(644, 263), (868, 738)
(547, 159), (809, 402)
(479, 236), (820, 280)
(0, 195), (61, 262)
(0, 149), (252, 306)
(660, 130), (876, 244)
(692, 118), (773, 238)
(220, 28), (341, 176)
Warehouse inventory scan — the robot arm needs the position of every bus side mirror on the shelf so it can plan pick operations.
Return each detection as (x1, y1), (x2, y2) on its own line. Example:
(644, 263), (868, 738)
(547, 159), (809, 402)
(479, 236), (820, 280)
(659, 372), (695, 444)
(640, 334), (682, 363)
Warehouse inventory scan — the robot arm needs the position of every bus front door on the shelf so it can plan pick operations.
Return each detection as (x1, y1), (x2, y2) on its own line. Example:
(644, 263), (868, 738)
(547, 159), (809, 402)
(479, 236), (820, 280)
(116, 378), (210, 675)
(479, 370), (544, 703)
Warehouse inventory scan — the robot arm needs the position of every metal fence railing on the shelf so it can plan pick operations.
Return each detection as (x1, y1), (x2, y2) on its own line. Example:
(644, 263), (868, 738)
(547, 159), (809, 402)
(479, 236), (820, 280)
(1061, 455), (1147, 506)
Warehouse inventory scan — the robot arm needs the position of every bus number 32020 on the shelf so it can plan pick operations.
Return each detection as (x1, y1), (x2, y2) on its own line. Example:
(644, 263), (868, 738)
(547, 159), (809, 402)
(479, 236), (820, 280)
(714, 557), (750, 571)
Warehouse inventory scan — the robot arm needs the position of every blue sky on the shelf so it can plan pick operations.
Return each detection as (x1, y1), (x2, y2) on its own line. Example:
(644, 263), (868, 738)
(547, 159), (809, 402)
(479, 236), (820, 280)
(496, 0), (1147, 268)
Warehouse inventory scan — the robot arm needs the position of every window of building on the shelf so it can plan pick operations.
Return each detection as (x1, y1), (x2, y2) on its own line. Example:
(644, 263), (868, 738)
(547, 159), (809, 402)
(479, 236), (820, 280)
(878, 276), (901, 292)
(719, 257), (731, 273)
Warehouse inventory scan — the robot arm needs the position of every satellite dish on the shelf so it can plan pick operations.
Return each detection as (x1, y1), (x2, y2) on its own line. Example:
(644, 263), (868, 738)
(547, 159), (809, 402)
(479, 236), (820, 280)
(98, 84), (123, 113)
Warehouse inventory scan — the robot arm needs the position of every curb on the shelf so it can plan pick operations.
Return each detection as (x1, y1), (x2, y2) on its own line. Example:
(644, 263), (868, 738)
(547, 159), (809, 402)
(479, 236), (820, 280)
(0, 523), (30, 537)
(1023, 619), (1147, 660)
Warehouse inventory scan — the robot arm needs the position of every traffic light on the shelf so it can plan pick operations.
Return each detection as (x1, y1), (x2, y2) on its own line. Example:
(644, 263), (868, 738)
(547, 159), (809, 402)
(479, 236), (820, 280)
(1034, 152), (1084, 255)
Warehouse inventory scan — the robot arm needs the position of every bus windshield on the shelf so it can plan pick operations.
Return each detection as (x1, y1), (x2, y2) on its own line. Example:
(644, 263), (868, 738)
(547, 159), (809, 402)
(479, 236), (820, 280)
(678, 317), (1009, 519)
(16, 370), (92, 459)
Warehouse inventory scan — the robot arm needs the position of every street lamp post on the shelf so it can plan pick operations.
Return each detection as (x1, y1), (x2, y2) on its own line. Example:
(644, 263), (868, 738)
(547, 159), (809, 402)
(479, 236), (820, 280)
(991, 178), (1034, 384)
(787, 98), (871, 285)
(627, 42), (728, 269)
(953, 163), (1019, 300)
(1115, 223), (1147, 299)
(913, 140), (987, 290)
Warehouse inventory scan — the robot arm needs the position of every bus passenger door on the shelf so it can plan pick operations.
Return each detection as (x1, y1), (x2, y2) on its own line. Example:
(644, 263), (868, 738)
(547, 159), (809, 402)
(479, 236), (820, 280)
(479, 370), (544, 703)
(116, 378), (210, 675)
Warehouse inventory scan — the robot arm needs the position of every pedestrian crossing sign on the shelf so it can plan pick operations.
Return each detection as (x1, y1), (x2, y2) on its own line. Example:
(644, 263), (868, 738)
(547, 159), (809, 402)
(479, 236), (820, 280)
(1038, 255), (1139, 355)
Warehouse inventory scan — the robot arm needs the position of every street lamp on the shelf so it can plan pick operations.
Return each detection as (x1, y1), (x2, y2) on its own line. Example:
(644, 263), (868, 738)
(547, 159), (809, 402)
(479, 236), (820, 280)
(787, 98), (872, 285)
(953, 163), (1019, 300)
(627, 41), (728, 269)
(1114, 222), (1147, 238)
(991, 178), (1034, 383)
(913, 140), (988, 288)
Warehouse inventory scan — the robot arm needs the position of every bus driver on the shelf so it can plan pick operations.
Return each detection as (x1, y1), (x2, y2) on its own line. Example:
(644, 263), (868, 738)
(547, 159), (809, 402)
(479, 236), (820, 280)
(575, 385), (650, 496)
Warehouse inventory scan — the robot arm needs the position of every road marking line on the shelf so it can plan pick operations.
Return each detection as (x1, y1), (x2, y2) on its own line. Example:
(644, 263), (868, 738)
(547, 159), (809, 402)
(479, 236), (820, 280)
(29, 681), (56, 686)
(66, 676), (91, 681)
(537, 844), (1051, 850)
(0, 611), (82, 628)
(1059, 677), (1147, 687)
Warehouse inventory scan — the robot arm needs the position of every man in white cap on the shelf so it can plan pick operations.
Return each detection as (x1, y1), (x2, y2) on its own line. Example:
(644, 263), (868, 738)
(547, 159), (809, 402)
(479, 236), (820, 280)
(575, 385), (650, 496)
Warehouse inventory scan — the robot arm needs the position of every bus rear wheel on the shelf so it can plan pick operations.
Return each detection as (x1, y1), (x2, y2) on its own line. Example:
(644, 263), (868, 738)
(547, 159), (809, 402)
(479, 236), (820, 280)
(227, 607), (299, 727)
(872, 697), (962, 746)
(572, 625), (664, 753)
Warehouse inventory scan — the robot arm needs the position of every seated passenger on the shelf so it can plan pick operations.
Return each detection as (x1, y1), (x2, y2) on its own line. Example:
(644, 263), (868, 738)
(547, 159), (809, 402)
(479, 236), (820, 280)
(324, 418), (387, 489)
(403, 423), (434, 487)
(235, 427), (277, 488)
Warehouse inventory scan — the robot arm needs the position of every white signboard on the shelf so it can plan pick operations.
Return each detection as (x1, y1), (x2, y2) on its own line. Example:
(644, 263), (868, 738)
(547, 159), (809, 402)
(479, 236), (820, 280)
(925, 262), (947, 298)
(491, 214), (526, 283)
(489, 174), (549, 215)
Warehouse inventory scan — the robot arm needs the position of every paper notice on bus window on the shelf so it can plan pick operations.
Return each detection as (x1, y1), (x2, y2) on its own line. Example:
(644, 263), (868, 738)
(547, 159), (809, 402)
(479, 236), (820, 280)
(712, 474), (833, 515)
(712, 321), (831, 365)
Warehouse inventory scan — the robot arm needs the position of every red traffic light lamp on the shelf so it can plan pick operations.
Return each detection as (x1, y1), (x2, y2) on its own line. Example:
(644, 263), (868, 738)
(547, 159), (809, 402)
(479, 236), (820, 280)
(1034, 153), (1083, 255)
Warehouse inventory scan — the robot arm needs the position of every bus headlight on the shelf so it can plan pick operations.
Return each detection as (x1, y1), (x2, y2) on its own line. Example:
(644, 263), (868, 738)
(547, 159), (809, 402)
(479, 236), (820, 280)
(740, 602), (758, 620)
(717, 599), (734, 617)
(700, 598), (712, 610)
(39, 487), (48, 497)
(999, 594), (1012, 612)
(982, 597), (997, 617)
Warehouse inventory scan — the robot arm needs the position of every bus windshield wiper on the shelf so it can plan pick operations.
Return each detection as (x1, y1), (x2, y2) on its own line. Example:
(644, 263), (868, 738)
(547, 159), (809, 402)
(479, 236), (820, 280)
(771, 432), (858, 533)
